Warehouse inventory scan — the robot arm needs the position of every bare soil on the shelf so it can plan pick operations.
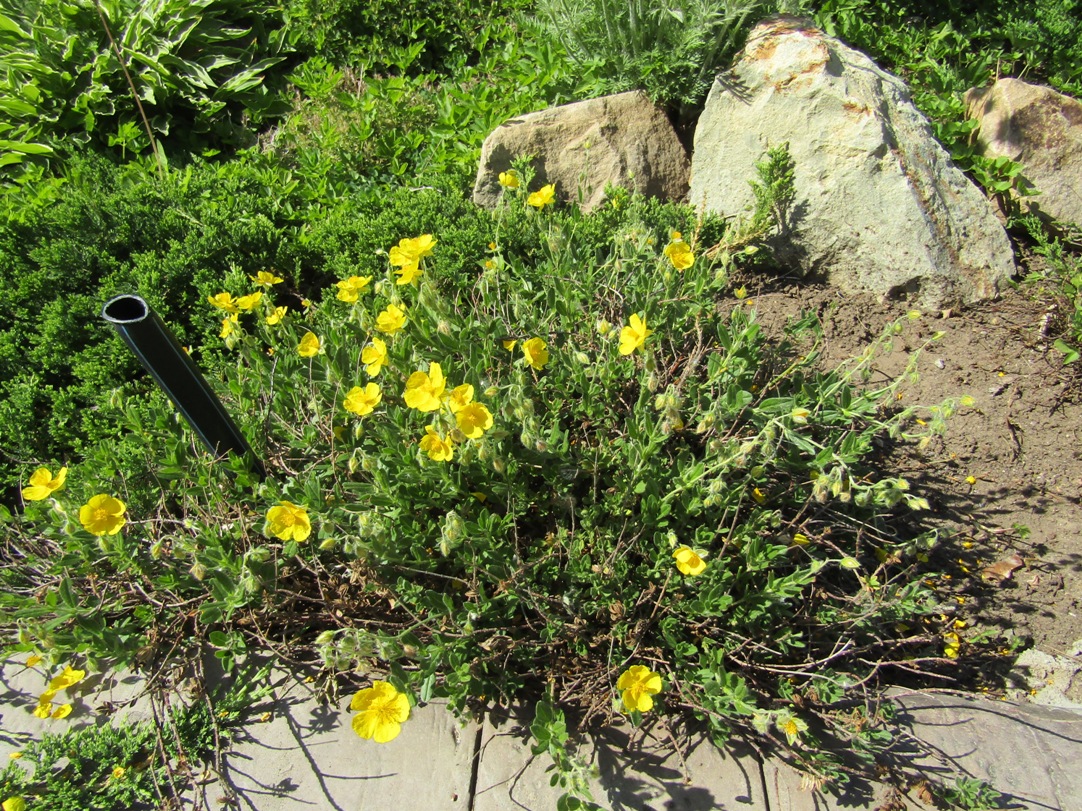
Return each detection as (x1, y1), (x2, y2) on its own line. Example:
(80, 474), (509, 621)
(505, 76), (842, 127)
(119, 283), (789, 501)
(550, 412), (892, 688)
(742, 279), (1082, 669)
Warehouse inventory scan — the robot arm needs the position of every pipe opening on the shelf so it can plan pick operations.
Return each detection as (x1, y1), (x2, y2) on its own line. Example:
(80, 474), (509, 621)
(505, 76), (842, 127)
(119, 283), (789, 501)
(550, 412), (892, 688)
(102, 295), (149, 324)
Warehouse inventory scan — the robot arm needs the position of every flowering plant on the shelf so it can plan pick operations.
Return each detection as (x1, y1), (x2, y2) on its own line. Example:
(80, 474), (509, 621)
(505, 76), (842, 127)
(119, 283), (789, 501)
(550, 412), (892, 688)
(6, 153), (967, 791)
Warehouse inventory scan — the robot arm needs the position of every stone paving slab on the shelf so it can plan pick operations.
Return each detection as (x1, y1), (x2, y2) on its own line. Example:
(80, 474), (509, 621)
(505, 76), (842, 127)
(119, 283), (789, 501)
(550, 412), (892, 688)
(216, 674), (478, 811)
(5, 656), (1082, 811)
(887, 688), (1082, 811)
(474, 710), (766, 810)
(762, 760), (928, 811)
(0, 656), (151, 758)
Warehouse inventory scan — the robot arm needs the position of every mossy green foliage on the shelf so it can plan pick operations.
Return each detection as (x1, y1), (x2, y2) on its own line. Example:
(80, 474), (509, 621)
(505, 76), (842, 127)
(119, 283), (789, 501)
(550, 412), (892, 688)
(0, 152), (521, 497)
(284, 0), (532, 76)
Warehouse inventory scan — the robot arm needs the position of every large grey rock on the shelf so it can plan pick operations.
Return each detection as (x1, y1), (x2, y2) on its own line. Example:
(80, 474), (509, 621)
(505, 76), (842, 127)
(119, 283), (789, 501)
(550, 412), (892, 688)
(690, 17), (1016, 309)
(965, 78), (1082, 227)
(473, 91), (689, 213)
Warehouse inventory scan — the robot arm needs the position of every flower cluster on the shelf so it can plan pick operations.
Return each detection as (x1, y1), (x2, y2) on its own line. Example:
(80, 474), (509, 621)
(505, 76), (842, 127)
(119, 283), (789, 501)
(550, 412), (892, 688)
(209, 269), (289, 341)
(403, 362), (494, 462)
(33, 664), (85, 720)
(389, 234), (436, 285)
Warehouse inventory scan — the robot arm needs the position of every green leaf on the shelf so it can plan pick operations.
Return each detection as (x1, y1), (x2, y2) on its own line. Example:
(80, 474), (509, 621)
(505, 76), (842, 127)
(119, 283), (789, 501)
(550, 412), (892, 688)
(1054, 339), (1079, 364)
(0, 12), (29, 38)
(0, 140), (54, 155)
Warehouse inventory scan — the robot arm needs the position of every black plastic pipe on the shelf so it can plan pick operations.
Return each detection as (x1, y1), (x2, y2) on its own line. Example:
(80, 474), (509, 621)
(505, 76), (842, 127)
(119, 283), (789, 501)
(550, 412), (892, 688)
(102, 294), (264, 477)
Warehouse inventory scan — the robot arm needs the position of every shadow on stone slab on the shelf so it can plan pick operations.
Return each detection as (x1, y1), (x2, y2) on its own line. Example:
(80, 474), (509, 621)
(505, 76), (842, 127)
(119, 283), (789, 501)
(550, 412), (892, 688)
(216, 669), (477, 811)
(886, 688), (1082, 811)
(473, 707), (765, 811)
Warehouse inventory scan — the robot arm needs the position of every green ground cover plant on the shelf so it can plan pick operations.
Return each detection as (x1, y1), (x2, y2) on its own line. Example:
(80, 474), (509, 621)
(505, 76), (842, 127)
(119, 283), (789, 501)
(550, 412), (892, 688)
(4, 157), (972, 801)
(3, 0), (1082, 808)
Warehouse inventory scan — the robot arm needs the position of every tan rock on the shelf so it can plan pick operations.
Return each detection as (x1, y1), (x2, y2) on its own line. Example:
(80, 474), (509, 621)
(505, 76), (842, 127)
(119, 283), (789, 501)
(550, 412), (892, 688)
(473, 91), (689, 213)
(965, 78), (1082, 227)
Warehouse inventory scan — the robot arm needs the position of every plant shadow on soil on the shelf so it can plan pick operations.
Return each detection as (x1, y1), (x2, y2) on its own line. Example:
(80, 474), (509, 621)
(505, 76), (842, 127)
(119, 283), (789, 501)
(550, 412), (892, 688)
(739, 275), (1082, 695)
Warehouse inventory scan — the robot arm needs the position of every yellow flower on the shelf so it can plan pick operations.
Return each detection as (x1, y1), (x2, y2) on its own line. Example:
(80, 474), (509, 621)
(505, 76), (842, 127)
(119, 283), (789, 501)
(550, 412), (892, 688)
(522, 337), (549, 370)
(220, 314), (238, 338)
(751, 487), (766, 504)
(297, 331), (321, 357)
(673, 546), (707, 576)
(8, 752), (21, 760)
(111, 766), (127, 780)
(350, 681), (410, 743)
(455, 403), (493, 439)
(343, 383), (382, 417)
(207, 292), (238, 313)
(447, 384), (474, 414)
(2, 797), (27, 811)
(22, 466), (67, 501)
(790, 407), (810, 424)
(616, 665), (663, 713)
(376, 304), (407, 336)
(404, 362), (446, 412)
(265, 501), (312, 543)
(25, 655), (42, 667)
(394, 261), (422, 285)
(33, 701), (52, 719)
(336, 275), (372, 303)
(250, 270), (284, 286)
(266, 306), (288, 325)
(235, 291), (263, 311)
(663, 238), (695, 271)
(48, 665), (85, 692)
(419, 426), (454, 462)
(776, 712), (808, 745)
(618, 313), (652, 355)
(498, 170), (521, 188)
(502, 339), (517, 352)
(527, 184), (556, 209)
(51, 703), (72, 719)
(79, 494), (126, 536)
(362, 338), (387, 376)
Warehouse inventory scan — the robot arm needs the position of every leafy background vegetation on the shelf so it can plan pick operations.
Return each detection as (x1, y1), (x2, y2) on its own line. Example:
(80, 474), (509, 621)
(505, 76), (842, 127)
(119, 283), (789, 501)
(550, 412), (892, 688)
(1, 0), (1080, 808)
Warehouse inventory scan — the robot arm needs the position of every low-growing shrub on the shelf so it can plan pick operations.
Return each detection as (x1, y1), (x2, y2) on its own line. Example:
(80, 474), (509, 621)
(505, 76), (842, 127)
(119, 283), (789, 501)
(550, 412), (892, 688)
(283, 0), (531, 75)
(4, 154), (967, 792)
